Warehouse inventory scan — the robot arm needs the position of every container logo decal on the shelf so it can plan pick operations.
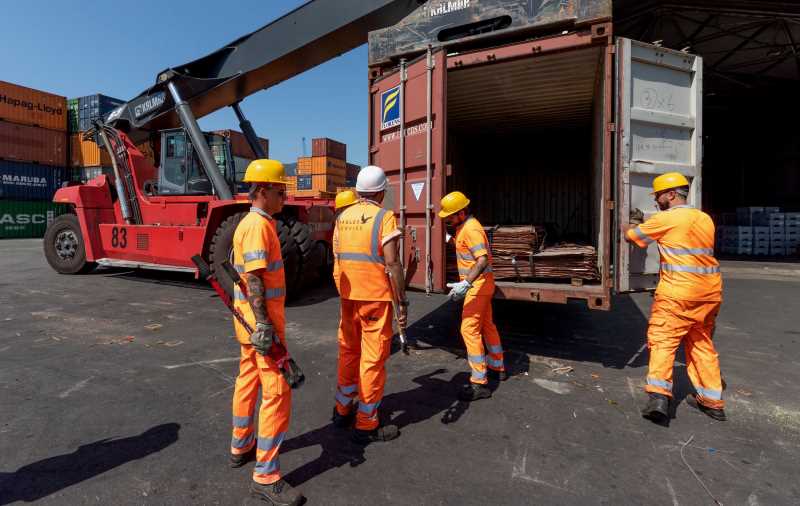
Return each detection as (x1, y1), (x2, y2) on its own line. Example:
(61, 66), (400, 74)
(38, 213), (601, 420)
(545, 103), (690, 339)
(381, 86), (401, 130)
(0, 211), (54, 226)
(1, 174), (49, 188)
(428, 0), (471, 17)
(0, 94), (63, 116)
(133, 92), (166, 119)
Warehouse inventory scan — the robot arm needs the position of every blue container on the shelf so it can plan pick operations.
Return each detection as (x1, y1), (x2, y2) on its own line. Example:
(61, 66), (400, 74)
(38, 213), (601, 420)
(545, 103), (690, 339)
(0, 161), (69, 201)
(72, 94), (125, 131)
(297, 175), (312, 190)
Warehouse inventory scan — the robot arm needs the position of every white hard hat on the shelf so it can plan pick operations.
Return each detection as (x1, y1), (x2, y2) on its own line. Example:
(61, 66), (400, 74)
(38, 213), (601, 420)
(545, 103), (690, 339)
(356, 165), (388, 193)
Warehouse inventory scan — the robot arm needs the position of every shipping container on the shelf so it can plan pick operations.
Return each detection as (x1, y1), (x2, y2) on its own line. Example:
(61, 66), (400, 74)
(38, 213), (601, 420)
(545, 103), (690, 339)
(213, 129), (269, 159)
(0, 120), (67, 166)
(0, 161), (68, 200)
(297, 157), (313, 175)
(0, 80), (67, 131)
(297, 175), (313, 190)
(67, 98), (80, 132)
(69, 133), (111, 167)
(311, 156), (347, 178)
(0, 200), (68, 238)
(368, 22), (703, 309)
(312, 137), (346, 160)
(75, 94), (125, 131)
(70, 166), (114, 183)
(346, 162), (360, 179)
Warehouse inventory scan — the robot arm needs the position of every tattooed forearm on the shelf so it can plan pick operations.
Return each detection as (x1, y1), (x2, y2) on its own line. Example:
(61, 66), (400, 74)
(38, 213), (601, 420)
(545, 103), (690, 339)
(244, 272), (268, 324)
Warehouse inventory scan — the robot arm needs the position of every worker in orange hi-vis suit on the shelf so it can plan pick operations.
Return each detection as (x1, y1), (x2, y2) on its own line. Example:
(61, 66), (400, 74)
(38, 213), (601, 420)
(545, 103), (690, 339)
(331, 165), (407, 445)
(623, 172), (726, 425)
(439, 191), (506, 402)
(229, 159), (303, 506)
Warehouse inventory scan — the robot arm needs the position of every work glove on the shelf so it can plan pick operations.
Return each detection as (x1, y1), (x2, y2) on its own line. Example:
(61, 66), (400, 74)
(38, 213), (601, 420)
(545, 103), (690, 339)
(250, 322), (276, 356)
(630, 208), (645, 225)
(446, 280), (472, 301)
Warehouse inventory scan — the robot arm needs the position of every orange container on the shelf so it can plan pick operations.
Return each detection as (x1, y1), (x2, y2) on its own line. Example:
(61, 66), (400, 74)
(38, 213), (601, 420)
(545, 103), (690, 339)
(69, 133), (111, 167)
(297, 157), (313, 175)
(285, 175), (298, 194)
(0, 80), (67, 131)
(311, 156), (346, 178)
(0, 120), (66, 165)
(213, 129), (269, 158)
(294, 189), (336, 199)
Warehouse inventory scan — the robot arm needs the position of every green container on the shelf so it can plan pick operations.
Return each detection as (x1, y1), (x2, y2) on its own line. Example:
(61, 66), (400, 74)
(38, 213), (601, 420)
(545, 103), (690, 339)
(0, 200), (69, 239)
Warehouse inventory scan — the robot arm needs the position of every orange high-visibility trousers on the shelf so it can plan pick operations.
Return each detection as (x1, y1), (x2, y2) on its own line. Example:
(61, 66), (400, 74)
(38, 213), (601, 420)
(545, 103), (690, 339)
(335, 299), (393, 431)
(645, 295), (724, 410)
(231, 344), (292, 485)
(461, 293), (505, 385)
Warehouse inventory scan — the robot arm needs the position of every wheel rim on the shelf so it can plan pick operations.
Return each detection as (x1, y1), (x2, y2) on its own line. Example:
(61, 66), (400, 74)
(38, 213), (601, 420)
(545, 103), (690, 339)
(55, 230), (79, 261)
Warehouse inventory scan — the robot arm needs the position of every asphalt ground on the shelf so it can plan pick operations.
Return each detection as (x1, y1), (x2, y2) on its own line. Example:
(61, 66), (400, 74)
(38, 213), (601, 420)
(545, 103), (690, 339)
(1, 238), (799, 505)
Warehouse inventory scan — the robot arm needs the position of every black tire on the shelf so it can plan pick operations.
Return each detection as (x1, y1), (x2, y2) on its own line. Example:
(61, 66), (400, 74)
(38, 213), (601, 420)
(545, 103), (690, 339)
(43, 214), (96, 274)
(209, 212), (246, 296)
(275, 216), (301, 298)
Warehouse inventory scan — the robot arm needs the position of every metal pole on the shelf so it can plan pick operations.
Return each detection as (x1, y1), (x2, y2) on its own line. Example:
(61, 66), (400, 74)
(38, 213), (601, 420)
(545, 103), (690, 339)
(167, 81), (234, 201)
(399, 58), (407, 268)
(425, 47), (434, 294)
(97, 127), (133, 224)
(231, 102), (268, 159)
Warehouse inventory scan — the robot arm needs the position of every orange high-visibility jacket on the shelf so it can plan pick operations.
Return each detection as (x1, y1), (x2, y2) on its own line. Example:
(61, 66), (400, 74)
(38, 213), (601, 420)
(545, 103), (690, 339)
(231, 207), (286, 344)
(333, 200), (401, 301)
(627, 205), (722, 301)
(455, 216), (495, 296)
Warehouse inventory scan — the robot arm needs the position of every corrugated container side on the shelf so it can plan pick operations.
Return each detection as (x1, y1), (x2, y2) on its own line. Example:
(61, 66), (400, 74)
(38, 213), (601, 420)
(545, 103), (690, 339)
(70, 166), (114, 183)
(297, 157), (313, 175)
(0, 161), (68, 200)
(0, 80), (67, 131)
(297, 175), (313, 190)
(0, 121), (67, 166)
(0, 200), (68, 238)
(213, 130), (269, 159)
(69, 133), (111, 167)
(346, 162), (360, 179)
(311, 156), (347, 178)
(67, 99), (80, 132)
(312, 138), (346, 160)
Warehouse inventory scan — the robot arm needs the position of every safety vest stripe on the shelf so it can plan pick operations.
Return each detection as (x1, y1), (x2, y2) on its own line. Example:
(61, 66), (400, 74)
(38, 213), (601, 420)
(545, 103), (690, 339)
(234, 264), (245, 273)
(468, 354), (485, 365)
(472, 369), (487, 381)
(486, 344), (503, 355)
(358, 400), (380, 415)
(266, 260), (284, 272)
(335, 391), (354, 407)
(458, 265), (493, 276)
(337, 252), (385, 264)
(647, 377), (673, 391)
(338, 383), (358, 395)
(660, 263), (720, 274)
(254, 458), (280, 475)
(231, 433), (255, 449)
(469, 243), (487, 254)
(695, 386), (722, 400)
(487, 357), (504, 368)
(457, 252), (474, 261)
(244, 250), (267, 262)
(633, 226), (655, 244)
(232, 414), (253, 428)
(256, 432), (286, 452)
(336, 208), (388, 264)
(659, 246), (715, 256)
(234, 286), (285, 300)
(371, 208), (387, 258)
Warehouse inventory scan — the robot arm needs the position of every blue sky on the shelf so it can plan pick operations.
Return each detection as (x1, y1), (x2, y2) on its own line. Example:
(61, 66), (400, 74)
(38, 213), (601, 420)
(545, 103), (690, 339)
(0, 0), (371, 165)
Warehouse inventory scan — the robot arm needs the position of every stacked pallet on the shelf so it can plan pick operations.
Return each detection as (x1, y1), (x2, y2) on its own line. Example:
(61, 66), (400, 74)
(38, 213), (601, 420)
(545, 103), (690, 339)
(0, 80), (69, 238)
(485, 225), (545, 279)
(717, 207), (799, 257)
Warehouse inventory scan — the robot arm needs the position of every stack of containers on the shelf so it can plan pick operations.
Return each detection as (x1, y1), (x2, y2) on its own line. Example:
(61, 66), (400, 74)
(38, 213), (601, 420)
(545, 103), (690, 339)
(719, 226), (753, 255)
(212, 129), (269, 183)
(0, 80), (69, 238)
(769, 212), (786, 256)
(345, 163), (360, 188)
(294, 138), (347, 198)
(786, 213), (800, 255)
(68, 93), (124, 182)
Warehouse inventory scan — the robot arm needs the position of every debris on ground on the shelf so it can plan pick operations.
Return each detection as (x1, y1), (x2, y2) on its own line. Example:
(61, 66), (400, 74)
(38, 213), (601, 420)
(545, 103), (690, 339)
(145, 323), (163, 331)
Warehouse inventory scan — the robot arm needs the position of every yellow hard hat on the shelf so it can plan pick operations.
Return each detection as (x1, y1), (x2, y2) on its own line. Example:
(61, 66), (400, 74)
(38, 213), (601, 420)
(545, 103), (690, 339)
(335, 189), (358, 210)
(243, 159), (286, 185)
(652, 172), (690, 194)
(438, 191), (470, 218)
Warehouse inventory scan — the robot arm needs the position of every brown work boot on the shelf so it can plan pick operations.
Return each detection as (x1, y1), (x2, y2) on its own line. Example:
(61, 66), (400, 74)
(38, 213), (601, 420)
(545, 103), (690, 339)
(250, 479), (303, 506)
(641, 393), (669, 424)
(229, 446), (255, 468)
(686, 394), (727, 421)
(351, 424), (399, 445)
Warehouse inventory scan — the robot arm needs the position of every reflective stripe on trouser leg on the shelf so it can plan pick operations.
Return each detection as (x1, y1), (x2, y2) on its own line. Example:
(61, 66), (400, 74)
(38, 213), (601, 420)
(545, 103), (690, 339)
(481, 299), (505, 371)
(336, 299), (362, 416)
(461, 293), (489, 384)
(684, 301), (724, 410)
(252, 350), (292, 485)
(231, 345), (259, 454)
(355, 300), (393, 431)
(644, 297), (693, 399)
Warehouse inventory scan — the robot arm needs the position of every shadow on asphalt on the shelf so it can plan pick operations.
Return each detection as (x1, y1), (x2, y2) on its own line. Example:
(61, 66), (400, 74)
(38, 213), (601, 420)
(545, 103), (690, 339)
(280, 369), (475, 487)
(0, 423), (180, 505)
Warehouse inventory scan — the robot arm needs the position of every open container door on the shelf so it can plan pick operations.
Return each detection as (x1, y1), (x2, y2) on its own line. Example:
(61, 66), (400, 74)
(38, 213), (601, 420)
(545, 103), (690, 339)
(369, 49), (448, 293)
(615, 38), (703, 292)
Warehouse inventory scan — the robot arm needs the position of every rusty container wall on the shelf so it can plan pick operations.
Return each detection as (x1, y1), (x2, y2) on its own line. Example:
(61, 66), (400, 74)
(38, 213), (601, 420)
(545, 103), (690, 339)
(69, 133), (111, 167)
(0, 81), (67, 131)
(311, 138), (346, 160)
(213, 129), (269, 159)
(0, 120), (67, 166)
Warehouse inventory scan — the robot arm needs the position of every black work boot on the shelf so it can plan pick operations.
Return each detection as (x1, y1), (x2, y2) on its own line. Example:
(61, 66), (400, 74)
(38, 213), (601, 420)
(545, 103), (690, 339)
(641, 393), (670, 424)
(686, 394), (727, 421)
(250, 479), (303, 506)
(229, 446), (255, 468)
(351, 424), (400, 445)
(331, 406), (355, 429)
(488, 369), (508, 382)
(458, 383), (492, 402)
